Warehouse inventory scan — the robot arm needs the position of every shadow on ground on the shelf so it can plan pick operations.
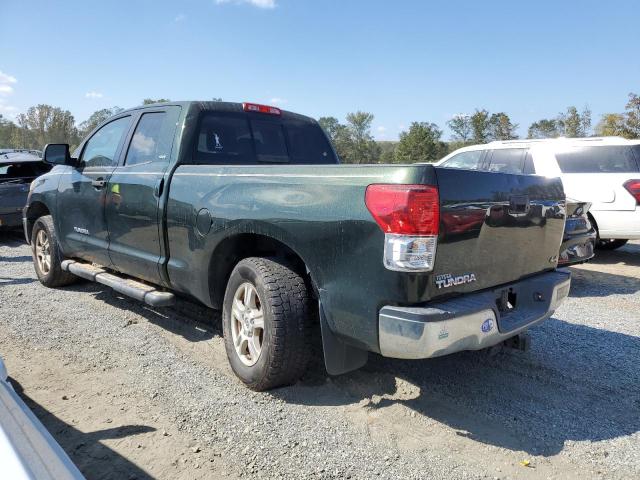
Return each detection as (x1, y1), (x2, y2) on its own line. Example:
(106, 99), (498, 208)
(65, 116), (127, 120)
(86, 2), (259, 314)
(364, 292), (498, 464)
(9, 378), (155, 480)
(590, 241), (640, 267)
(568, 267), (640, 297)
(62, 280), (218, 343)
(273, 317), (640, 457)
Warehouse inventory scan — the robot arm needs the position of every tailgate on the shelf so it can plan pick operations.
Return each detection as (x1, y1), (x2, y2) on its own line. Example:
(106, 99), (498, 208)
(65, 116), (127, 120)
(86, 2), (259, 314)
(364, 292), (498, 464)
(430, 168), (565, 299)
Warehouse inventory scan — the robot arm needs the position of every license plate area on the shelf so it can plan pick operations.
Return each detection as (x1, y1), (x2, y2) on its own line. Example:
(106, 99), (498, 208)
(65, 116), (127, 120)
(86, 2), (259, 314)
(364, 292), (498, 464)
(493, 281), (550, 333)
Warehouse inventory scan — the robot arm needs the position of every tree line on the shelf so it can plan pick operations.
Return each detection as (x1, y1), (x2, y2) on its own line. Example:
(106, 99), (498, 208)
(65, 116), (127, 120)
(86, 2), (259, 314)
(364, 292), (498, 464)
(1, 94), (638, 164)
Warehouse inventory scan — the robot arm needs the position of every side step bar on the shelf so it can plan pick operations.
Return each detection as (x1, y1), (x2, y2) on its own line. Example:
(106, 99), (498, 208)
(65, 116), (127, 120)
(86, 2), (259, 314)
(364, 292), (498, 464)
(61, 260), (175, 307)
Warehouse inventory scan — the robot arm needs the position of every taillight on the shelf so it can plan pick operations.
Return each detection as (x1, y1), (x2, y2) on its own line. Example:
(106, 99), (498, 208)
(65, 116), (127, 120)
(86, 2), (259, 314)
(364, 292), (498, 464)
(624, 179), (640, 204)
(365, 184), (439, 272)
(242, 102), (281, 115)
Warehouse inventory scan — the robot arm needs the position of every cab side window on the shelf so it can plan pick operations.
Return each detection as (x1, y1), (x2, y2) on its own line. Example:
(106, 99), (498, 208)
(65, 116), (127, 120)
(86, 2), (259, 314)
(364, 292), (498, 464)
(125, 112), (169, 166)
(81, 116), (131, 168)
(441, 150), (483, 170)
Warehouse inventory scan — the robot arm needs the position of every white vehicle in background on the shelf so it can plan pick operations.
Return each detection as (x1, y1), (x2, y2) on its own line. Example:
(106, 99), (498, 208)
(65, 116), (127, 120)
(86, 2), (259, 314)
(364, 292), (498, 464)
(0, 357), (84, 480)
(437, 137), (640, 250)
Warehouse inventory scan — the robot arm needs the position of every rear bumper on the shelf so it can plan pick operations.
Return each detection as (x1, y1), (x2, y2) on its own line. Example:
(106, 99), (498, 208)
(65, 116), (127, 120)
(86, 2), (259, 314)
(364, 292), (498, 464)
(593, 208), (640, 239)
(379, 270), (570, 359)
(559, 226), (596, 266)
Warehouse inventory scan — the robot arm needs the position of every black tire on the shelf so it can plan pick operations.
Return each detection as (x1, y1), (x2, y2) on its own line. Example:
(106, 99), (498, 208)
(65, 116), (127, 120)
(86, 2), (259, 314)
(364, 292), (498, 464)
(596, 239), (628, 251)
(222, 257), (311, 391)
(31, 215), (77, 288)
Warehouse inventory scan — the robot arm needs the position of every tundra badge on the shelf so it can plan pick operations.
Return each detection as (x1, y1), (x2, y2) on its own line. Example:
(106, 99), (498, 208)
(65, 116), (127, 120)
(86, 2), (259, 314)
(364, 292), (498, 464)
(435, 273), (477, 289)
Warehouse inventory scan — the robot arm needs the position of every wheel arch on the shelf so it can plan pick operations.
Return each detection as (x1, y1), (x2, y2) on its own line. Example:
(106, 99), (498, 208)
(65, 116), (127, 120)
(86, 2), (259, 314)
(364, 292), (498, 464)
(207, 232), (318, 310)
(24, 201), (51, 244)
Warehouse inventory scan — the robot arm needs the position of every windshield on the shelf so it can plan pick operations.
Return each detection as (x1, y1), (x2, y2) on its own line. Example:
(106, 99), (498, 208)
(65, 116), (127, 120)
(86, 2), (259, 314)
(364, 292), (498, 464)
(194, 112), (337, 165)
(555, 145), (640, 173)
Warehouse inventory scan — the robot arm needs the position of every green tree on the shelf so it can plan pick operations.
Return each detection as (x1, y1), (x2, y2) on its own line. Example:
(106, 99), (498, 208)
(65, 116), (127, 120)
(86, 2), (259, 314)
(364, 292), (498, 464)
(377, 141), (397, 163)
(12, 104), (78, 150)
(595, 113), (626, 137)
(447, 114), (472, 143)
(317, 113), (380, 163)
(470, 109), (491, 143)
(558, 106), (591, 137)
(0, 114), (18, 148)
(488, 112), (518, 140)
(318, 116), (342, 142)
(528, 118), (562, 139)
(78, 107), (123, 139)
(623, 92), (640, 138)
(142, 98), (170, 105)
(395, 122), (447, 163)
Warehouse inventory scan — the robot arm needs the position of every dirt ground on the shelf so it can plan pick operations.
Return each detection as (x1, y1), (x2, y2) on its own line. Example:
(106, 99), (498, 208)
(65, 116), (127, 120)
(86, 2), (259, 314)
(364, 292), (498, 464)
(1, 231), (639, 479)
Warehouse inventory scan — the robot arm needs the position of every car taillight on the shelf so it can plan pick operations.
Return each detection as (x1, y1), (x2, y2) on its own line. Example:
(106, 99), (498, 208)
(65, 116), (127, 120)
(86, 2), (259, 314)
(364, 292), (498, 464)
(242, 102), (281, 115)
(624, 179), (640, 204)
(365, 184), (439, 272)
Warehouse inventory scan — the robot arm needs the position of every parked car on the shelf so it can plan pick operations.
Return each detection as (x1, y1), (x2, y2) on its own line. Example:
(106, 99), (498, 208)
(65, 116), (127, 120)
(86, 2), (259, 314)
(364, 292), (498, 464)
(437, 137), (640, 250)
(24, 101), (570, 391)
(0, 150), (51, 229)
(0, 356), (84, 480)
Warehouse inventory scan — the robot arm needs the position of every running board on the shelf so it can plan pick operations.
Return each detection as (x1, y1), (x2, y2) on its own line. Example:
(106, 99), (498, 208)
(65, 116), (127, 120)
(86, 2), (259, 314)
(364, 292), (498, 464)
(61, 260), (175, 307)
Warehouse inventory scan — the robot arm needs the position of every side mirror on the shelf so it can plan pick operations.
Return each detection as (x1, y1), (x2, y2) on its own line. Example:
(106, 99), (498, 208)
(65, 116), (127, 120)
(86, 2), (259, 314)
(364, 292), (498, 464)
(43, 143), (77, 166)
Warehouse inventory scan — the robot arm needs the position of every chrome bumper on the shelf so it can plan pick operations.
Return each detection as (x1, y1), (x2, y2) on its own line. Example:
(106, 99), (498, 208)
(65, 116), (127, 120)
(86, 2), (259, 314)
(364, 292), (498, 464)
(379, 270), (571, 359)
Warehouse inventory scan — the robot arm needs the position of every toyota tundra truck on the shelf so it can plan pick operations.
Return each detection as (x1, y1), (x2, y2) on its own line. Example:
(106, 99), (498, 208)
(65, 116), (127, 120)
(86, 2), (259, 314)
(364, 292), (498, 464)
(23, 101), (571, 391)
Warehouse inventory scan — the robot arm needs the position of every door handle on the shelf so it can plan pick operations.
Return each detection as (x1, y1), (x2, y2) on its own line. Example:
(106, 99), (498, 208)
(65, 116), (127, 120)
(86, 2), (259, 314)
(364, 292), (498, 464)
(91, 178), (106, 189)
(154, 178), (164, 197)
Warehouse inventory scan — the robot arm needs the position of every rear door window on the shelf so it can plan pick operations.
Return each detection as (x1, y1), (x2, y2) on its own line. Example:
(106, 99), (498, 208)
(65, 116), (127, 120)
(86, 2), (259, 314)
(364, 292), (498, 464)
(441, 150), (484, 170)
(125, 112), (169, 166)
(555, 146), (640, 173)
(194, 112), (337, 165)
(487, 148), (526, 174)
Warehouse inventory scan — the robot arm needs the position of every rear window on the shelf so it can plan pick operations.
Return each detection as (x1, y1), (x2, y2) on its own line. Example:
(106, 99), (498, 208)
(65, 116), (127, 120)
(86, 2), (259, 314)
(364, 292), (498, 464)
(487, 148), (526, 174)
(194, 112), (337, 165)
(556, 146), (640, 173)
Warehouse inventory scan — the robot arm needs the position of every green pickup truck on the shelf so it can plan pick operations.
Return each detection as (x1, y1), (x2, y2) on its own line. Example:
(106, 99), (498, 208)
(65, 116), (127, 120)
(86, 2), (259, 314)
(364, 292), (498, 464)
(24, 101), (571, 391)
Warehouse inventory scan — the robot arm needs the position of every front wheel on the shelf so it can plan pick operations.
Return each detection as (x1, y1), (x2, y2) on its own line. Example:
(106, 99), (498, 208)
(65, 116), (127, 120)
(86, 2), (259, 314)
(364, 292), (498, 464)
(31, 215), (77, 288)
(222, 257), (311, 391)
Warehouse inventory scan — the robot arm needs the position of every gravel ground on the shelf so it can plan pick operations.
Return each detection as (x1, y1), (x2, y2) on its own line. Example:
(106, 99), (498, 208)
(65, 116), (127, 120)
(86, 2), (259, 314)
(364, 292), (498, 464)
(1, 231), (639, 479)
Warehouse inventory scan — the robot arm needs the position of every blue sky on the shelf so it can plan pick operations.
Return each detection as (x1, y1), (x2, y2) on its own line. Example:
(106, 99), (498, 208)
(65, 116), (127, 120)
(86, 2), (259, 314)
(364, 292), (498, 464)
(1, 0), (638, 140)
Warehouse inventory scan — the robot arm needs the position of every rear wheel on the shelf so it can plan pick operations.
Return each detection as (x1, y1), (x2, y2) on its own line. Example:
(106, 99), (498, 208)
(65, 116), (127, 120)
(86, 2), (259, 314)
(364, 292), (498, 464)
(222, 257), (311, 391)
(31, 215), (77, 288)
(596, 239), (628, 251)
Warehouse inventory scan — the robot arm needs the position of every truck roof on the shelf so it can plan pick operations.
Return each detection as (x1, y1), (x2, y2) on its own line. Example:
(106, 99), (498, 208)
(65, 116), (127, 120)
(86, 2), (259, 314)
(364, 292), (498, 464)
(119, 101), (317, 124)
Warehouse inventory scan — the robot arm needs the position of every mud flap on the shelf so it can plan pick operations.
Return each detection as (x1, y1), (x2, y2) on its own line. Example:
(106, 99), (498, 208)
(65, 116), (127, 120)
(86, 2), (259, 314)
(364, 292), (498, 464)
(319, 302), (368, 376)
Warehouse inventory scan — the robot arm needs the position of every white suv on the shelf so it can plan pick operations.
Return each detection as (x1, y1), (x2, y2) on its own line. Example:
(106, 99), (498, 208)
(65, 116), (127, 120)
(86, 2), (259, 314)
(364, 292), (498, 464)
(437, 137), (640, 250)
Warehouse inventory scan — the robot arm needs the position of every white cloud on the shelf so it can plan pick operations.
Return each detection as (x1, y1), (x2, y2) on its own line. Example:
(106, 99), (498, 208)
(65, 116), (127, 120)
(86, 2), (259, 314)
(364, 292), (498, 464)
(269, 97), (287, 105)
(215, 0), (276, 9)
(0, 70), (17, 96)
(85, 91), (104, 99)
(0, 99), (19, 117)
(376, 126), (387, 133)
(174, 13), (187, 22)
